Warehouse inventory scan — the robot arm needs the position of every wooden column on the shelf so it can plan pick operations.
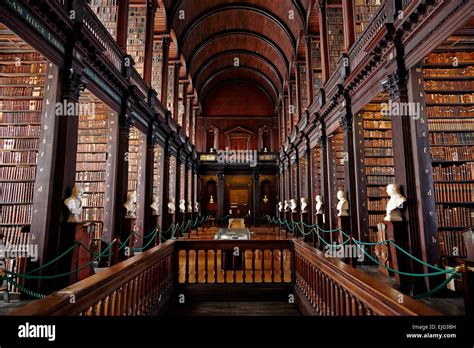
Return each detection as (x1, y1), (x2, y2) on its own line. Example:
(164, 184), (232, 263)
(160, 37), (171, 105)
(386, 38), (428, 295)
(342, 0), (356, 52)
(318, 125), (331, 236)
(304, 36), (315, 106)
(187, 95), (194, 138)
(181, 81), (188, 129)
(142, 125), (156, 250)
(172, 62), (181, 123)
(161, 137), (172, 233)
(143, 0), (157, 84)
(294, 63), (302, 124)
(317, 0), (330, 84)
(303, 143), (313, 217)
(340, 97), (360, 243)
(175, 155), (182, 225)
(116, 0), (130, 51)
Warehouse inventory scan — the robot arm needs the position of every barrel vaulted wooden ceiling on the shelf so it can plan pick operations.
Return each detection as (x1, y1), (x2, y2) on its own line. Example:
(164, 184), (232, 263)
(147, 0), (326, 110)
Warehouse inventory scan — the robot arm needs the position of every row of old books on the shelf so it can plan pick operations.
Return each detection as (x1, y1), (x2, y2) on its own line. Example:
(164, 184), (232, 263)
(0, 182), (34, 203)
(433, 183), (474, 202)
(0, 205), (33, 225)
(427, 106), (474, 118)
(0, 86), (44, 97)
(0, 150), (37, 164)
(423, 67), (474, 78)
(365, 166), (395, 175)
(429, 132), (474, 145)
(436, 205), (474, 228)
(428, 119), (474, 131)
(426, 93), (474, 104)
(0, 166), (36, 181)
(426, 52), (474, 64)
(0, 99), (42, 111)
(425, 80), (474, 91)
(438, 230), (468, 257)
(432, 163), (474, 181)
(430, 146), (473, 161)
(0, 63), (46, 74)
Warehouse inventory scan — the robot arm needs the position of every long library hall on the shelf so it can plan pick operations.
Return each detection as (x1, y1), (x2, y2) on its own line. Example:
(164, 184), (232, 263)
(0, 0), (473, 324)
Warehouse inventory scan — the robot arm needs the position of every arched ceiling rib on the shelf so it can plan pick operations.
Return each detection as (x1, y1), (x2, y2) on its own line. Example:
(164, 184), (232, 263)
(162, 0), (312, 109)
(200, 67), (279, 105)
(194, 53), (282, 96)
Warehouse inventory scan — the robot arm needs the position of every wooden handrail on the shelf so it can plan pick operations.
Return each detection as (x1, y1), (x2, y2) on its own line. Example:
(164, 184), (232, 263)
(175, 240), (293, 285)
(293, 240), (441, 316)
(11, 241), (175, 316)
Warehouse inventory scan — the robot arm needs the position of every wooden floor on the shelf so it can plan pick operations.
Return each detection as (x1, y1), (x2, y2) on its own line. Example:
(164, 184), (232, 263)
(169, 301), (301, 316)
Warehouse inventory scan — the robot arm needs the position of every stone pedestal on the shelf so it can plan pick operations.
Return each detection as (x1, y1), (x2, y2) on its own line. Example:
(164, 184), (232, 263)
(153, 214), (160, 245)
(69, 223), (93, 284)
(301, 212), (311, 243)
(123, 218), (136, 258)
(284, 211), (291, 238)
(337, 215), (355, 267)
(385, 221), (413, 294)
(291, 212), (299, 238)
(314, 213), (325, 250)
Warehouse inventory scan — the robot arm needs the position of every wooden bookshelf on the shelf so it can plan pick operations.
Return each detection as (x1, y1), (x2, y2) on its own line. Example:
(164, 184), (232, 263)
(299, 64), (309, 114)
(167, 65), (174, 113)
(360, 102), (395, 231)
(354, 0), (382, 38)
(0, 25), (48, 294)
(310, 39), (322, 99)
(74, 92), (116, 237)
(127, 5), (146, 76)
(326, 7), (344, 74)
(311, 145), (321, 207)
(422, 51), (474, 258)
(88, 0), (118, 40)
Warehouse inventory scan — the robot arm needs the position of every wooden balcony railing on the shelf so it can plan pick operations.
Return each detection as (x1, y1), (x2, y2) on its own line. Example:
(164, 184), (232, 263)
(293, 240), (441, 316)
(175, 240), (293, 285)
(11, 241), (175, 316)
(11, 239), (441, 316)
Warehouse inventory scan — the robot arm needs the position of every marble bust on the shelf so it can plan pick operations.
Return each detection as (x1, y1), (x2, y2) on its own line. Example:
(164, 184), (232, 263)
(315, 195), (324, 215)
(283, 200), (290, 212)
(384, 184), (407, 221)
(278, 201), (283, 212)
(179, 199), (186, 213)
(194, 201), (200, 213)
(290, 198), (297, 213)
(168, 197), (176, 214)
(300, 197), (308, 214)
(124, 191), (137, 219)
(209, 195), (214, 204)
(64, 185), (85, 223)
(150, 196), (160, 216)
(336, 190), (349, 217)
(187, 200), (193, 213)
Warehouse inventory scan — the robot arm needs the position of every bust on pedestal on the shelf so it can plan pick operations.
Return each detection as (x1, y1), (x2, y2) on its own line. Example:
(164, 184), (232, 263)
(384, 183), (407, 222)
(336, 190), (349, 217)
(314, 195), (325, 249)
(64, 185), (91, 280)
(168, 197), (176, 215)
(124, 191), (137, 219)
(194, 201), (200, 213)
(151, 196), (160, 216)
(64, 185), (85, 223)
(300, 197), (308, 214)
(179, 199), (186, 213)
(187, 201), (193, 213)
(383, 184), (411, 293)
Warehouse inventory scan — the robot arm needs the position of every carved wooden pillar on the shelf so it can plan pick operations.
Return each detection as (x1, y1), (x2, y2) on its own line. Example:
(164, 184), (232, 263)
(160, 37), (171, 105)
(161, 136), (172, 233)
(116, 0), (130, 51)
(143, 0), (157, 84)
(318, 124), (331, 238)
(342, 0), (356, 51)
(304, 36), (315, 106)
(303, 142), (312, 217)
(187, 95), (194, 139)
(180, 81), (188, 129)
(385, 37), (430, 295)
(172, 62), (181, 123)
(317, 0), (330, 84)
(340, 95), (359, 242)
(294, 63), (302, 124)
(142, 123), (157, 249)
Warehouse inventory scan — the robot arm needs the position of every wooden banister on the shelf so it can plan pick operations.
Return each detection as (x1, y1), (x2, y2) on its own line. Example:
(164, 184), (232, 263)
(293, 240), (442, 316)
(11, 241), (176, 316)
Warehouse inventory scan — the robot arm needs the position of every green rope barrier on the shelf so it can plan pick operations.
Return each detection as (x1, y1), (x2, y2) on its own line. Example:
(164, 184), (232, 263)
(2, 277), (45, 299)
(132, 226), (158, 239)
(413, 273), (458, 299)
(131, 228), (159, 252)
(4, 239), (117, 280)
